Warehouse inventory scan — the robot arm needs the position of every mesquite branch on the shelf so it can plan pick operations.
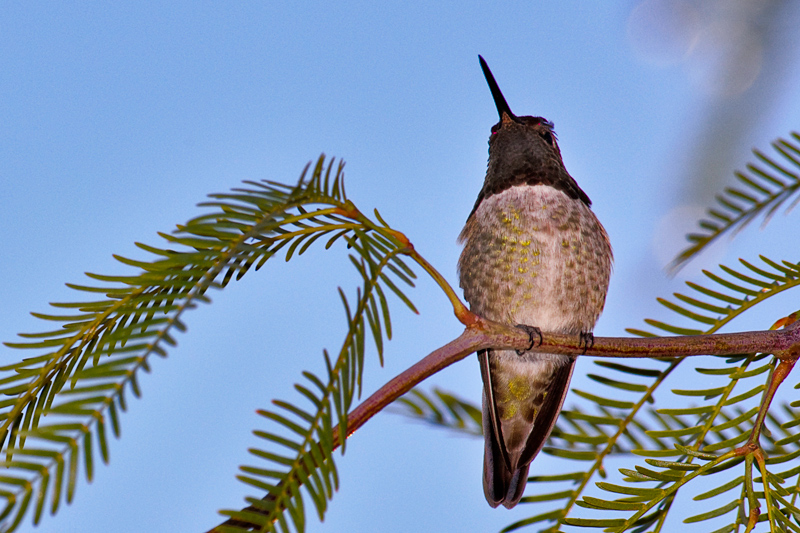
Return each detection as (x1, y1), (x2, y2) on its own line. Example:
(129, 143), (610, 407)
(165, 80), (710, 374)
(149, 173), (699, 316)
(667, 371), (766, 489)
(210, 317), (800, 532)
(341, 316), (800, 447)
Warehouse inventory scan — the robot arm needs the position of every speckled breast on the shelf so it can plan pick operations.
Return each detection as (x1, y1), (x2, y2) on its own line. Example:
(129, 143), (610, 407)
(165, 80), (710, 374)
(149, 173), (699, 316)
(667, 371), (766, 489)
(458, 184), (612, 335)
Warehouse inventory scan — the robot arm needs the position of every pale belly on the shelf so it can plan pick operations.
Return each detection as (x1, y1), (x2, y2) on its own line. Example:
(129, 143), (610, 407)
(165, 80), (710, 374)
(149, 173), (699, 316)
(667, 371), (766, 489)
(458, 184), (612, 335)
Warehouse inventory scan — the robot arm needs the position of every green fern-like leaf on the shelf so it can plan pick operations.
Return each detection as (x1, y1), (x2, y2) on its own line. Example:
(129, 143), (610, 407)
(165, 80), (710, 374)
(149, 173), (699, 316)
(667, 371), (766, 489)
(629, 256), (800, 341)
(218, 236), (417, 532)
(392, 388), (482, 437)
(0, 155), (417, 532)
(395, 254), (800, 532)
(569, 257), (800, 532)
(672, 132), (800, 269)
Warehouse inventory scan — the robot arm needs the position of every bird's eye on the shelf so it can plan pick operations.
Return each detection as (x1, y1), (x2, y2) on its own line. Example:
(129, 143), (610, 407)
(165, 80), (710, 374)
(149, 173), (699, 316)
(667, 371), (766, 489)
(540, 131), (554, 145)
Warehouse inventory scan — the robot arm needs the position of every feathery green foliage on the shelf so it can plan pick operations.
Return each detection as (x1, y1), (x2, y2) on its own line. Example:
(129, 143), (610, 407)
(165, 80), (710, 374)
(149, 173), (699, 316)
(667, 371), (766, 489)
(397, 385), (796, 458)
(555, 258), (800, 533)
(396, 253), (800, 532)
(3, 125), (800, 532)
(671, 132), (800, 270)
(0, 156), (419, 533)
(393, 388), (482, 437)
(217, 198), (418, 531)
(395, 134), (800, 532)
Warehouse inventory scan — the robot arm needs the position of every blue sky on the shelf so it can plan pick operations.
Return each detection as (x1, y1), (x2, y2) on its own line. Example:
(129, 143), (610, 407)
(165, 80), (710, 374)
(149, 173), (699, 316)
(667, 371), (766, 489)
(2, 2), (800, 532)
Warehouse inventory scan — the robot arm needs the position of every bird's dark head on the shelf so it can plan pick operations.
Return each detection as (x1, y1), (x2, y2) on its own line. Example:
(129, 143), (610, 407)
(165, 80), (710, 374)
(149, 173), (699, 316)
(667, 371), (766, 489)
(474, 55), (590, 209)
(488, 114), (564, 169)
(479, 55), (565, 169)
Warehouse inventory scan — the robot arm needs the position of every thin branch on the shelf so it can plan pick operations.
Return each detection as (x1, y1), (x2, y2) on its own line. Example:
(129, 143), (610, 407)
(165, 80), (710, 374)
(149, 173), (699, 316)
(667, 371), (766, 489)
(535, 322), (800, 360)
(209, 318), (800, 532)
(341, 319), (800, 444)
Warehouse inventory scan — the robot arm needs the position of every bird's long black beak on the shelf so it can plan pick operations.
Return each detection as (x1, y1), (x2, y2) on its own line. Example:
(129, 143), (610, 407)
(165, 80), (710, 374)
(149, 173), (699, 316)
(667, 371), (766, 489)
(479, 55), (515, 121)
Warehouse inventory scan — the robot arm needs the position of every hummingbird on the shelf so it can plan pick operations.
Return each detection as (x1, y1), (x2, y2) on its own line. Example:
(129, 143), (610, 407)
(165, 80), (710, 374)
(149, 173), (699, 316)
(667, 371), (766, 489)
(458, 56), (612, 509)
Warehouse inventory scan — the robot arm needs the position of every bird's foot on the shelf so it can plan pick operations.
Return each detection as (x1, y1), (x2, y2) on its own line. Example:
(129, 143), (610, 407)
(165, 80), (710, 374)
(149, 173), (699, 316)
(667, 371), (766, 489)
(514, 324), (542, 355)
(579, 331), (594, 355)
